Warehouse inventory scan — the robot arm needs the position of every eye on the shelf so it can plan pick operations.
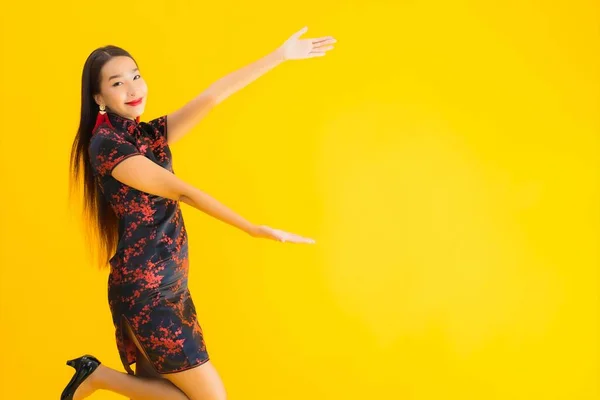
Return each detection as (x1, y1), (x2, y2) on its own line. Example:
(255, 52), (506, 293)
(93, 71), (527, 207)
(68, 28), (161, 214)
(112, 75), (142, 87)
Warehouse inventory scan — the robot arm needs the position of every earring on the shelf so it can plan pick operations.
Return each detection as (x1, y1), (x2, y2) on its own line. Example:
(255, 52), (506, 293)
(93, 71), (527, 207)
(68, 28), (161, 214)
(93, 104), (114, 133)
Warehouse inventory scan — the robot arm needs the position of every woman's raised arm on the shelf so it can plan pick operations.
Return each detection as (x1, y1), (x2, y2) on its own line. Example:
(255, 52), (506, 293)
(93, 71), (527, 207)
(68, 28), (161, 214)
(166, 27), (336, 145)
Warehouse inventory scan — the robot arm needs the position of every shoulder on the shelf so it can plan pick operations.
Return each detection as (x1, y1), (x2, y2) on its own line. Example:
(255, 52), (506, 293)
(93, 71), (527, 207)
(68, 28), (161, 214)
(139, 115), (168, 144)
(89, 124), (135, 149)
(142, 114), (167, 130)
(88, 125), (142, 177)
(88, 124), (139, 161)
(92, 123), (128, 140)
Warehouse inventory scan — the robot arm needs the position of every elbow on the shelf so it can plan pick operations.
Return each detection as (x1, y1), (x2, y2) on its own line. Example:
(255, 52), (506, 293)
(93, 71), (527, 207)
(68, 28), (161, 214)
(171, 188), (186, 203)
(199, 91), (220, 107)
(173, 181), (196, 205)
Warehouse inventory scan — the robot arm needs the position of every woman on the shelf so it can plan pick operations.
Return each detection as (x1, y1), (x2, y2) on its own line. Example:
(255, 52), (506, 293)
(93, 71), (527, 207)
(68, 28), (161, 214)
(65, 27), (335, 400)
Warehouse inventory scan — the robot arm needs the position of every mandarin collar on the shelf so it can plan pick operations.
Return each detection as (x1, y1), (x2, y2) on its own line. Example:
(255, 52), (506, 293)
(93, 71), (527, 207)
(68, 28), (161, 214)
(107, 110), (140, 135)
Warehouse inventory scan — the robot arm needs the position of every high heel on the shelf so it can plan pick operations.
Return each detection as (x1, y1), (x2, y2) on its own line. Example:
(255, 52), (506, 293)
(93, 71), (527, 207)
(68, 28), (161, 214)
(60, 355), (101, 400)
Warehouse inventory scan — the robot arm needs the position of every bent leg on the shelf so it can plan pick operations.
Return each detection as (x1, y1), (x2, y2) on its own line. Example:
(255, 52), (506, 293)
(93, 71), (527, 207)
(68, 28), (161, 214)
(89, 365), (190, 400)
(88, 317), (189, 400)
(69, 326), (190, 399)
(163, 361), (227, 400)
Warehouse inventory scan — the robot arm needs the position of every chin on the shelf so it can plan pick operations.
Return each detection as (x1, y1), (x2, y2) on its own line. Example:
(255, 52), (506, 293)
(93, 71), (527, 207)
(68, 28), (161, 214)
(125, 107), (145, 119)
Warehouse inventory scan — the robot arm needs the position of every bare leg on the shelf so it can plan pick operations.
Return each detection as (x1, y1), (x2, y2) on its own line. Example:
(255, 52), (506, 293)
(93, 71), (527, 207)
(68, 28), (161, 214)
(72, 328), (190, 399)
(98, 364), (188, 399)
(72, 363), (189, 400)
(163, 361), (227, 400)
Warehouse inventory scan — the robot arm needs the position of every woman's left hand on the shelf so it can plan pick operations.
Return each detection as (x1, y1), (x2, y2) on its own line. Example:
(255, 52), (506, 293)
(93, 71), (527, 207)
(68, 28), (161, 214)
(277, 27), (336, 61)
(250, 224), (317, 244)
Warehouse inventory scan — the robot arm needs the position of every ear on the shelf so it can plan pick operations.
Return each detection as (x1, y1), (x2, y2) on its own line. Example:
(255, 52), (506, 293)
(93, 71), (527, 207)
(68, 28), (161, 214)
(93, 94), (104, 107)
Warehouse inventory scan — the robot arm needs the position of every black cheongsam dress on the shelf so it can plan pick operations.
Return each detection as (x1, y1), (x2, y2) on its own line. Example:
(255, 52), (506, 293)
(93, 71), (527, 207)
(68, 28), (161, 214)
(88, 110), (210, 375)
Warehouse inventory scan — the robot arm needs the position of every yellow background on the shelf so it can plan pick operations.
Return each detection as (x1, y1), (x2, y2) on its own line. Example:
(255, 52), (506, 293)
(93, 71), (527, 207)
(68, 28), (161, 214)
(1, 0), (598, 399)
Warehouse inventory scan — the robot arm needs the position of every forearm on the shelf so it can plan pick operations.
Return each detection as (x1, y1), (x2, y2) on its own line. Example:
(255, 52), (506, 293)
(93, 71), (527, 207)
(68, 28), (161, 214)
(164, 49), (284, 144)
(204, 48), (286, 104)
(179, 186), (257, 236)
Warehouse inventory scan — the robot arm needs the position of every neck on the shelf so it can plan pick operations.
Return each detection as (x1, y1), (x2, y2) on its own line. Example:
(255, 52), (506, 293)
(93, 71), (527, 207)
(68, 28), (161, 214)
(107, 110), (135, 121)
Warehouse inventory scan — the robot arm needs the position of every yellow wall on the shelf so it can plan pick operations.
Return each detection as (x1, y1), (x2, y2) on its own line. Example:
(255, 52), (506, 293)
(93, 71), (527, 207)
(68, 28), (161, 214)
(1, 1), (598, 398)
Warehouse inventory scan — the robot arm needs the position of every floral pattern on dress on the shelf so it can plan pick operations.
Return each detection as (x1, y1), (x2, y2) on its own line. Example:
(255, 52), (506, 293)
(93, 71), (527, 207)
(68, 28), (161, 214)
(88, 111), (209, 375)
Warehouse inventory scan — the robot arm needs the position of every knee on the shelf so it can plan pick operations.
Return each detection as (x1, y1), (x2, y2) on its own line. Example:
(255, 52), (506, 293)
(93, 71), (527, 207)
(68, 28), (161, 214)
(197, 388), (227, 400)
(189, 386), (226, 400)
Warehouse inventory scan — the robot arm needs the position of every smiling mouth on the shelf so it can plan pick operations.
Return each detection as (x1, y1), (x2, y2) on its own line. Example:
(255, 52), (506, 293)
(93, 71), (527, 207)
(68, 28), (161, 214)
(126, 97), (143, 106)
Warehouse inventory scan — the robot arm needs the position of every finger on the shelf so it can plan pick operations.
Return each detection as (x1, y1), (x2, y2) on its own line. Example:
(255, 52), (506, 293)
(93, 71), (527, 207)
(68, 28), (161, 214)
(292, 26), (308, 39)
(293, 237), (316, 244)
(287, 233), (316, 244)
(313, 39), (336, 47)
(312, 37), (335, 44)
(307, 52), (327, 58)
(312, 45), (334, 52)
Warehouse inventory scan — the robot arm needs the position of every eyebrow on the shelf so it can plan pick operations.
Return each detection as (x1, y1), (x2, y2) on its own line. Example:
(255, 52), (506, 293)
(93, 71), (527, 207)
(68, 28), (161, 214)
(108, 68), (139, 81)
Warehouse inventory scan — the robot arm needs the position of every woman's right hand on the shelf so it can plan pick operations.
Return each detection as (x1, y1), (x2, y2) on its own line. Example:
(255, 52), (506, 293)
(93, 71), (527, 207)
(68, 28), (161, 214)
(250, 224), (316, 244)
(276, 27), (336, 61)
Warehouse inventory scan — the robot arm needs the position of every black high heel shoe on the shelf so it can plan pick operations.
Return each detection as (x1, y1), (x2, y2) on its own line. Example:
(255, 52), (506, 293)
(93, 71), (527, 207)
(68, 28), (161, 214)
(60, 355), (101, 400)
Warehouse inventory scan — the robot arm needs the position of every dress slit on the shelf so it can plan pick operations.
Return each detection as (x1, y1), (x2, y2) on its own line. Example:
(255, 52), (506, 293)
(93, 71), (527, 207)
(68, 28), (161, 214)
(119, 315), (160, 376)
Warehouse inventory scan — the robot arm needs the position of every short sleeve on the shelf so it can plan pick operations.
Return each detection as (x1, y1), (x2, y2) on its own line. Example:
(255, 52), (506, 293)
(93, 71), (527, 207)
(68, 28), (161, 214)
(89, 129), (142, 178)
(144, 115), (168, 143)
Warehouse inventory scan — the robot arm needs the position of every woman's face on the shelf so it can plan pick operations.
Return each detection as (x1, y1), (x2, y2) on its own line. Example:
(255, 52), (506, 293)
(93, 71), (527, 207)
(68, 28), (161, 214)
(94, 56), (148, 120)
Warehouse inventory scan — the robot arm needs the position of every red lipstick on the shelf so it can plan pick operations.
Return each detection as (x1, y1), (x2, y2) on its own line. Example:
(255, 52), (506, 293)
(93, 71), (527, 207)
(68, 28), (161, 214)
(126, 97), (143, 106)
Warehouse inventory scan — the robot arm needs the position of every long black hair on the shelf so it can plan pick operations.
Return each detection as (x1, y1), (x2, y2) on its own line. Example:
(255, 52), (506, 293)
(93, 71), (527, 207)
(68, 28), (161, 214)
(69, 45), (138, 269)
